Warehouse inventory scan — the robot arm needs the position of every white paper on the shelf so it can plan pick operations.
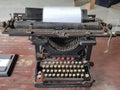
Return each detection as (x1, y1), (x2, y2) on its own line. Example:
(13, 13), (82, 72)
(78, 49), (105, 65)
(0, 59), (10, 67)
(43, 7), (82, 23)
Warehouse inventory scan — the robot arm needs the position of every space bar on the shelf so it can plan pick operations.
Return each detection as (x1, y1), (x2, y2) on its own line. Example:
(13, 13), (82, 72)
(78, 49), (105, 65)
(44, 77), (84, 82)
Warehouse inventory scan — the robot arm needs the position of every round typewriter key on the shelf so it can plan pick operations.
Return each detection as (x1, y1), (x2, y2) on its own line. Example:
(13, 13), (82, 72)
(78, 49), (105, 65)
(50, 65), (54, 68)
(81, 73), (84, 77)
(71, 61), (74, 64)
(46, 65), (49, 68)
(77, 65), (80, 68)
(80, 65), (84, 68)
(85, 74), (89, 78)
(37, 74), (41, 79)
(65, 65), (69, 68)
(54, 65), (57, 68)
(65, 73), (68, 77)
(48, 74), (52, 77)
(67, 61), (70, 64)
(66, 57), (70, 60)
(52, 73), (56, 77)
(44, 74), (48, 77)
(58, 69), (62, 72)
(78, 69), (81, 72)
(78, 61), (82, 64)
(69, 65), (72, 68)
(52, 57), (56, 60)
(82, 69), (85, 72)
(61, 57), (65, 60)
(73, 73), (76, 77)
(62, 65), (65, 68)
(56, 61), (59, 64)
(50, 69), (54, 73)
(59, 61), (62, 64)
(74, 69), (77, 73)
(42, 65), (45, 68)
(54, 69), (57, 73)
(83, 60), (88, 64)
(71, 57), (75, 60)
(42, 69), (46, 73)
(61, 73), (64, 77)
(57, 74), (60, 77)
(46, 69), (50, 73)
(69, 73), (72, 77)
(62, 69), (66, 73)
(57, 57), (61, 60)
(77, 73), (80, 77)
(70, 69), (73, 73)
(44, 61), (48, 64)
(63, 61), (67, 64)
(75, 61), (78, 64)
(73, 65), (76, 68)
(58, 65), (61, 68)
(48, 61), (51, 64)
(66, 69), (70, 73)
(38, 71), (41, 74)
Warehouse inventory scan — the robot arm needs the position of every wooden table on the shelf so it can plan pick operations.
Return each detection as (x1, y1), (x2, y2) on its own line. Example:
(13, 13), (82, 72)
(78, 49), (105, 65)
(0, 33), (120, 90)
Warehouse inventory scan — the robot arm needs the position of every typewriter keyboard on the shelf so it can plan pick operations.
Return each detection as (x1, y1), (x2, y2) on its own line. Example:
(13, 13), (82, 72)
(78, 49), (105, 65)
(37, 59), (91, 84)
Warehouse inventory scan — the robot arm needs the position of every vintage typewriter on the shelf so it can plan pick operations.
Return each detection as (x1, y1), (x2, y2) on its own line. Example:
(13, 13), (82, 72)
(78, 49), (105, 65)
(1, 7), (118, 88)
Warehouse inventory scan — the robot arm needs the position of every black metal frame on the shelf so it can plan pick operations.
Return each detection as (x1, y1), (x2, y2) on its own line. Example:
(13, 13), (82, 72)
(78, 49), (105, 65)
(31, 36), (96, 88)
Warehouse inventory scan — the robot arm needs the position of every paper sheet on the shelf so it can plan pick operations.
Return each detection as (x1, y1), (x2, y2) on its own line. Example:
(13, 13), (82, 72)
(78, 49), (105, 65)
(0, 59), (10, 67)
(43, 7), (82, 23)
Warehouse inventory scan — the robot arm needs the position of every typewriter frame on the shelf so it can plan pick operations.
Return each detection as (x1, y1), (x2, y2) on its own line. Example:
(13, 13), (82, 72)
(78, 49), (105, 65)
(31, 36), (96, 88)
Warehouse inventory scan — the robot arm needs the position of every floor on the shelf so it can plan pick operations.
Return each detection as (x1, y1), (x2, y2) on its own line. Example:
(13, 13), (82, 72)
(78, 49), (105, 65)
(0, 0), (120, 90)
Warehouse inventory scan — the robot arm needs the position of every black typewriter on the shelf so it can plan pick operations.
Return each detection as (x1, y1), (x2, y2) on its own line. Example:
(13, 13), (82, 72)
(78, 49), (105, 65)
(1, 7), (118, 88)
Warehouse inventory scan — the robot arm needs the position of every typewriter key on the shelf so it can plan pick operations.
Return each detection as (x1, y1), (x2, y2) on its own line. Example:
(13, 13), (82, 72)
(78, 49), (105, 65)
(65, 73), (68, 77)
(69, 73), (72, 77)
(74, 69), (77, 73)
(61, 73), (64, 77)
(85, 74), (89, 78)
(52, 73), (56, 77)
(38, 71), (41, 74)
(48, 61), (51, 64)
(44, 74), (48, 77)
(75, 61), (78, 64)
(54, 69), (57, 73)
(70, 69), (73, 73)
(65, 65), (69, 68)
(73, 73), (76, 77)
(78, 69), (81, 72)
(66, 69), (70, 73)
(62, 69), (66, 73)
(44, 61), (48, 64)
(77, 73), (80, 77)
(46, 65), (49, 68)
(58, 69), (62, 72)
(50, 69), (54, 73)
(81, 73), (84, 77)
(80, 65), (84, 68)
(67, 61), (70, 64)
(78, 61), (82, 64)
(37, 74), (41, 79)
(62, 65), (65, 68)
(63, 61), (67, 64)
(69, 65), (72, 68)
(50, 65), (54, 68)
(77, 65), (80, 68)
(56, 61), (59, 64)
(82, 69), (85, 72)
(58, 65), (61, 68)
(48, 74), (52, 77)
(57, 74), (60, 77)
(73, 65), (76, 68)
(54, 65), (57, 68)
(59, 61), (62, 64)
(71, 61), (74, 64)
(42, 65), (45, 68)
(42, 69), (46, 72)
(83, 60), (88, 64)
(46, 69), (50, 73)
